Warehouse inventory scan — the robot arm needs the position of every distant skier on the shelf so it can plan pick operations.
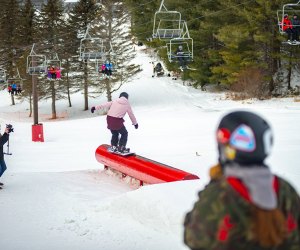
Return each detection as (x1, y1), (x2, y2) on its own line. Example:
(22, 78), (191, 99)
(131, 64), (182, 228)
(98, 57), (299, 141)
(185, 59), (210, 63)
(0, 126), (9, 189)
(184, 111), (300, 250)
(91, 92), (138, 153)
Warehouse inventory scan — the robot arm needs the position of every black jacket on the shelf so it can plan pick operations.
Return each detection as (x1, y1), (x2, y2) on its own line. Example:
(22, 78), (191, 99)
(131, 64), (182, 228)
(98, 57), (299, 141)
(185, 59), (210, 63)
(0, 133), (9, 160)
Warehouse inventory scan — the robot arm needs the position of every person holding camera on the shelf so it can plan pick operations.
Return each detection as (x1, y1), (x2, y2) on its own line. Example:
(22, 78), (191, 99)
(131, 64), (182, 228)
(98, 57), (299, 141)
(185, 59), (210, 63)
(0, 126), (10, 188)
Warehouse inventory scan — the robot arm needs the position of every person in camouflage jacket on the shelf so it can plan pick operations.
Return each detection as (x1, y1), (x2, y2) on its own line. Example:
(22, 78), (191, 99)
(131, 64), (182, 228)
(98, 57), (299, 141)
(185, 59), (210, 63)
(184, 111), (300, 250)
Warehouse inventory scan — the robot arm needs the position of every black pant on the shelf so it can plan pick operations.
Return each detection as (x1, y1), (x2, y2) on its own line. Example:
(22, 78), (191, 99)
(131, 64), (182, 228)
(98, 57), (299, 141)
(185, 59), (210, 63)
(110, 126), (128, 147)
(0, 158), (7, 177)
(293, 28), (299, 41)
(285, 28), (293, 40)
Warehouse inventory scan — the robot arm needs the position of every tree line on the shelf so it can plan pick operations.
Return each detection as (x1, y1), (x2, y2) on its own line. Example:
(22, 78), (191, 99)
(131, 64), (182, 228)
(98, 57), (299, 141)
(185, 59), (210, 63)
(126, 0), (300, 98)
(0, 0), (140, 119)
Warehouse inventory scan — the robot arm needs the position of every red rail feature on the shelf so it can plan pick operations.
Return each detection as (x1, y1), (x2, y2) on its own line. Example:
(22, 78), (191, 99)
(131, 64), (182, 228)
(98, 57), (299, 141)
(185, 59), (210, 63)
(95, 144), (199, 185)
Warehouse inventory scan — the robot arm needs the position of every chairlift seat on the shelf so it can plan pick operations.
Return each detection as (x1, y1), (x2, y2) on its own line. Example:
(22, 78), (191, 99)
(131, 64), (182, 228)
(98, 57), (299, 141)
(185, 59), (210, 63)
(28, 66), (47, 74)
(81, 52), (104, 60)
(156, 29), (182, 39)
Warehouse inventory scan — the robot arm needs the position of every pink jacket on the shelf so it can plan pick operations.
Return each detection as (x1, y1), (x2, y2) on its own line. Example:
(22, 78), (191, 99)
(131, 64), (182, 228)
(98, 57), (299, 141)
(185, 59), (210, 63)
(95, 97), (137, 125)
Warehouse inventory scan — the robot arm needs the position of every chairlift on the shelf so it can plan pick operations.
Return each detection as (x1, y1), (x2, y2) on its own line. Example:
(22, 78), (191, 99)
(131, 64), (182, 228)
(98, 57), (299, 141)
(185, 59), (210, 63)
(0, 67), (6, 84)
(7, 68), (25, 95)
(166, 21), (193, 64)
(79, 25), (106, 60)
(27, 44), (47, 75)
(152, 0), (183, 39)
(277, 1), (300, 45)
(47, 53), (62, 80)
(97, 42), (118, 79)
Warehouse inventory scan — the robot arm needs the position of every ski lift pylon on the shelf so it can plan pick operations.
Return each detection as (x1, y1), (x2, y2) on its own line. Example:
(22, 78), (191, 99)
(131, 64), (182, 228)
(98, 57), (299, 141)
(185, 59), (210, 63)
(152, 0), (182, 39)
(27, 44), (47, 75)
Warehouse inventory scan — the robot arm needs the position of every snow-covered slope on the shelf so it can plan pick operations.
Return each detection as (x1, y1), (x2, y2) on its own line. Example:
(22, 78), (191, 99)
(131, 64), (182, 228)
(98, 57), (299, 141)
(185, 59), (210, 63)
(0, 46), (299, 250)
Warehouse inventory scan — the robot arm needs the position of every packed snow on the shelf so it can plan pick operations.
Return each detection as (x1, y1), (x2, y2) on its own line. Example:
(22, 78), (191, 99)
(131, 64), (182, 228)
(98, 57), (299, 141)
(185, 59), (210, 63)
(0, 46), (299, 250)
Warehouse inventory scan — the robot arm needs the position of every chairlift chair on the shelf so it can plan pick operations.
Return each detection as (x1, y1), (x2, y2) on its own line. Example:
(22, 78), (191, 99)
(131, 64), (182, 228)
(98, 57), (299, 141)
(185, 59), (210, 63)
(166, 21), (193, 63)
(27, 44), (47, 75)
(79, 25), (106, 60)
(7, 68), (25, 94)
(47, 53), (62, 80)
(277, 1), (300, 45)
(153, 0), (183, 40)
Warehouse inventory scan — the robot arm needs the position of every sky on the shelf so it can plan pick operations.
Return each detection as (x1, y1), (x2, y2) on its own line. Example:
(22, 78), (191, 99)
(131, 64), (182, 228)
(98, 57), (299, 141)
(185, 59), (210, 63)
(0, 45), (299, 250)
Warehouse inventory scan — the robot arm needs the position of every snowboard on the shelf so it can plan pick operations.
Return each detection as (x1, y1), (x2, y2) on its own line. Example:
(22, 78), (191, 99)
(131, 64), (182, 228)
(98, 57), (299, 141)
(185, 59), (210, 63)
(107, 147), (135, 156)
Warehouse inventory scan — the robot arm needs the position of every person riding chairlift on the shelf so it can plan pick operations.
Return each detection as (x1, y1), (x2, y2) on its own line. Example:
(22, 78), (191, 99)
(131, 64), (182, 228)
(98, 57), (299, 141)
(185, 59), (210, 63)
(282, 14), (293, 42)
(48, 66), (57, 79)
(105, 61), (113, 76)
(176, 45), (186, 69)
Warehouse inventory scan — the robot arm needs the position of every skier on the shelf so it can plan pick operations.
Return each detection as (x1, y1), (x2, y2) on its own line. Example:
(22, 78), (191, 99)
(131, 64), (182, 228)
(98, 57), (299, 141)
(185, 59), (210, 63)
(105, 62), (113, 76)
(175, 45), (186, 69)
(56, 67), (61, 80)
(11, 83), (17, 95)
(292, 14), (300, 42)
(91, 92), (138, 153)
(184, 111), (300, 250)
(7, 85), (12, 95)
(0, 126), (10, 189)
(282, 14), (293, 42)
(48, 66), (57, 79)
(100, 64), (106, 74)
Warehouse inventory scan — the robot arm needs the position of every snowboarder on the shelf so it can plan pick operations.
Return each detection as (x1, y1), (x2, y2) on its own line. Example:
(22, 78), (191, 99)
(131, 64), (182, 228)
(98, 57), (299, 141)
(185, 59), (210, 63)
(184, 111), (300, 250)
(0, 126), (10, 189)
(91, 92), (138, 153)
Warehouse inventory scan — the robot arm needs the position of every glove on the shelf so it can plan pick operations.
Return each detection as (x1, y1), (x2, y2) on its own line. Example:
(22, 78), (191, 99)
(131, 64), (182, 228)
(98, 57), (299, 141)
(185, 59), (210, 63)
(91, 107), (96, 113)
(134, 123), (138, 129)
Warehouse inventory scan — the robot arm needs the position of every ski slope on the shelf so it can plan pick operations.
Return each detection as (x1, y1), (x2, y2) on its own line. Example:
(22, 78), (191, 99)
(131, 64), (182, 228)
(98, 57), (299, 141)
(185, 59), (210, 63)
(0, 46), (300, 250)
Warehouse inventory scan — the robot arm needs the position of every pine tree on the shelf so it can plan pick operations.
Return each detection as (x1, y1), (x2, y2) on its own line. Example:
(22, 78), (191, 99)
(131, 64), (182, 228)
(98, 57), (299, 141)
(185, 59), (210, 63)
(0, 0), (22, 105)
(69, 0), (100, 110)
(18, 0), (36, 117)
(36, 0), (66, 119)
(92, 0), (140, 101)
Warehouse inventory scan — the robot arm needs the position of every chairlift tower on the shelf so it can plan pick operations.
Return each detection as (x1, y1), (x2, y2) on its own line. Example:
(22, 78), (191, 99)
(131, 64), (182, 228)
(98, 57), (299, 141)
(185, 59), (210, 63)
(26, 44), (45, 142)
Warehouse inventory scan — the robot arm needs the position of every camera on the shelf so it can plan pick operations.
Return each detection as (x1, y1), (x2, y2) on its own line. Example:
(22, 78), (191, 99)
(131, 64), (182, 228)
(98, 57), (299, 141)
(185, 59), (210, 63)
(6, 124), (14, 133)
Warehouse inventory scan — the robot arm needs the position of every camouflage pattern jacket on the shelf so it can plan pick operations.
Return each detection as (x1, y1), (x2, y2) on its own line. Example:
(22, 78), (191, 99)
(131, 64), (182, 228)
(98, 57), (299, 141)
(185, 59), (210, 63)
(184, 173), (300, 250)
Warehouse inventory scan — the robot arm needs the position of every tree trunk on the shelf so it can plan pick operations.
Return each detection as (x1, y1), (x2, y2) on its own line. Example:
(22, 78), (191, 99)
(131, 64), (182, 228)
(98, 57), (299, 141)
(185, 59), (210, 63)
(105, 80), (112, 101)
(51, 81), (57, 119)
(29, 94), (32, 117)
(10, 93), (15, 105)
(84, 60), (88, 110)
(66, 59), (72, 107)
(287, 51), (293, 90)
